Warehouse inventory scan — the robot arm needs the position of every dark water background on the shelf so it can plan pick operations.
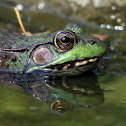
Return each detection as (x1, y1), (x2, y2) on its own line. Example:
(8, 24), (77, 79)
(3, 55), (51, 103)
(0, 0), (126, 126)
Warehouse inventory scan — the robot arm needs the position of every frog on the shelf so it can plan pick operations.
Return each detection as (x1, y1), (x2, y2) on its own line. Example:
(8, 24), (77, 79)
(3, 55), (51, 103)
(0, 23), (107, 76)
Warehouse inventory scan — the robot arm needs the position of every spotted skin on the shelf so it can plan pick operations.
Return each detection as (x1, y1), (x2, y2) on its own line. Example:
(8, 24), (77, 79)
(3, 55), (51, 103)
(0, 23), (107, 76)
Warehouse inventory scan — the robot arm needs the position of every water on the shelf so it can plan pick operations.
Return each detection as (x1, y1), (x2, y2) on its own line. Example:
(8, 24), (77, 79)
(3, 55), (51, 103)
(0, 1), (126, 126)
(0, 72), (126, 126)
(0, 73), (126, 126)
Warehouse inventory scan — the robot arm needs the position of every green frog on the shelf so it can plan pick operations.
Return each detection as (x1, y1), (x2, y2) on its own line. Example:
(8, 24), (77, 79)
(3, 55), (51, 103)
(0, 23), (107, 76)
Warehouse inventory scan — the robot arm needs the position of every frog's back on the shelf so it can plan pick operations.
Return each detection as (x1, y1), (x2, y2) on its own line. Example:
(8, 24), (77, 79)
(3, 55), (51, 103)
(0, 28), (54, 73)
(0, 28), (25, 50)
(0, 28), (28, 73)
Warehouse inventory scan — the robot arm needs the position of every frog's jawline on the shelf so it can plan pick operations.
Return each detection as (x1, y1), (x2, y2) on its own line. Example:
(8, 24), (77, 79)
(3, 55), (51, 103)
(45, 57), (99, 71)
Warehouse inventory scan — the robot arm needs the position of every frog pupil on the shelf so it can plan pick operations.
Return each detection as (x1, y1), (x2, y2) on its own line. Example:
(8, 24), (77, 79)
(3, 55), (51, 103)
(61, 36), (70, 43)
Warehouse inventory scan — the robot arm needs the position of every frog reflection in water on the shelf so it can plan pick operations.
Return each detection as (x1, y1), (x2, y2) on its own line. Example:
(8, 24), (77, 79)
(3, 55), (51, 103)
(0, 72), (104, 114)
(0, 23), (107, 76)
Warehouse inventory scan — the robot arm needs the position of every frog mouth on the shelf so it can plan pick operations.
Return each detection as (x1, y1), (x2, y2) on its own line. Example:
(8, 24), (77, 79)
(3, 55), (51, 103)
(46, 57), (99, 71)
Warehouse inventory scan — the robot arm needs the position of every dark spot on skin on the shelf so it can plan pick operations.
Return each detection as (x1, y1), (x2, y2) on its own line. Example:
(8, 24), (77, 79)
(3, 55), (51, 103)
(19, 37), (25, 40)
(25, 39), (28, 42)
(3, 55), (8, 58)
(11, 57), (17, 62)
(8, 30), (13, 33)
(46, 33), (52, 37)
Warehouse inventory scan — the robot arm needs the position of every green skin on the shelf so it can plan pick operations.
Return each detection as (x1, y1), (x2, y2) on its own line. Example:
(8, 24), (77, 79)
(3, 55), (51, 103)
(0, 23), (107, 76)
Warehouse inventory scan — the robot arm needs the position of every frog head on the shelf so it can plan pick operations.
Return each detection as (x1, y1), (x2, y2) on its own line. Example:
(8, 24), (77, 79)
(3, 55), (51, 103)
(0, 23), (107, 76)
(26, 23), (107, 76)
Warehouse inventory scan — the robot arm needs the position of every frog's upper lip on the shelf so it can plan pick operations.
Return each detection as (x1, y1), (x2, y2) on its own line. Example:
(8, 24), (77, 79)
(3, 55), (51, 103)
(27, 56), (101, 74)
(45, 56), (100, 71)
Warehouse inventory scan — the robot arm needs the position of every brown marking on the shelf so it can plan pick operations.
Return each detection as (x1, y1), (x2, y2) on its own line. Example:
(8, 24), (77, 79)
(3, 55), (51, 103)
(0, 51), (14, 70)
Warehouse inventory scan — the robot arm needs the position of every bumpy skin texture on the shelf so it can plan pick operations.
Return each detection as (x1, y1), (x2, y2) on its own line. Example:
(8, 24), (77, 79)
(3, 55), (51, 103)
(0, 23), (107, 76)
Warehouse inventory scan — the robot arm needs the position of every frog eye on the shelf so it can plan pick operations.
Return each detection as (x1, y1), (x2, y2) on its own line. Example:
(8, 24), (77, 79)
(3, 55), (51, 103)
(50, 101), (71, 114)
(54, 30), (77, 50)
(33, 46), (52, 65)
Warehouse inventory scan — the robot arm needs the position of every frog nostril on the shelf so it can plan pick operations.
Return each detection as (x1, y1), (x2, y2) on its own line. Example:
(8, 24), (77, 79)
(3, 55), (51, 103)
(88, 40), (96, 45)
